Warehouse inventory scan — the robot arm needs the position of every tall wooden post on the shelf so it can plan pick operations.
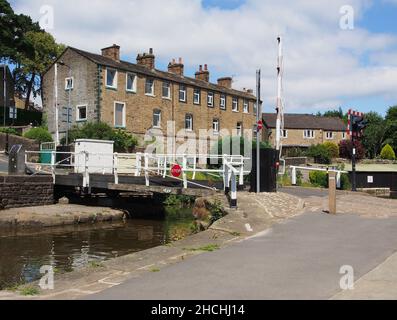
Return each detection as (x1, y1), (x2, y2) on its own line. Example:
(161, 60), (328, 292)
(328, 171), (337, 215)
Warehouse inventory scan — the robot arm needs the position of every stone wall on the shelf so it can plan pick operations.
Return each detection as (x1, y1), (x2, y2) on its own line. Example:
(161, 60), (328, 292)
(0, 175), (54, 210)
(0, 133), (40, 153)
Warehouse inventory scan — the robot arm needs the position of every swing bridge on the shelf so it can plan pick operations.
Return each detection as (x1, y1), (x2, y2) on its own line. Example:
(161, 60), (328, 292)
(24, 150), (251, 208)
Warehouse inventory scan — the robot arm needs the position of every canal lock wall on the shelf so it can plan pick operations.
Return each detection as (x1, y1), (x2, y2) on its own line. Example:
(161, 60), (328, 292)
(0, 175), (54, 210)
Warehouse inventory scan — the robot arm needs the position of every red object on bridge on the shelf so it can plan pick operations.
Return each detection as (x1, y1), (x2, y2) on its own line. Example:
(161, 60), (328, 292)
(171, 164), (182, 177)
(257, 120), (263, 131)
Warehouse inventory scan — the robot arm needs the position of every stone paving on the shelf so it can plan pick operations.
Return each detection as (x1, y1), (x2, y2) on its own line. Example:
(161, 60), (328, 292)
(0, 191), (304, 300)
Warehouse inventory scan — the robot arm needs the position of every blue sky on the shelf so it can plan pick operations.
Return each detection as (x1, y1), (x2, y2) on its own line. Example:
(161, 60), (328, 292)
(11, 0), (397, 116)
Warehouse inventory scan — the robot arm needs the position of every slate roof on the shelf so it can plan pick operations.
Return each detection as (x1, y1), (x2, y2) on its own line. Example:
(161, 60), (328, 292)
(263, 113), (346, 131)
(68, 47), (257, 100)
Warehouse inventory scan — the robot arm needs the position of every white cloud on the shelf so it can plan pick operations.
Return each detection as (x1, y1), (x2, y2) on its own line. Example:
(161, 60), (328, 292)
(12, 0), (397, 113)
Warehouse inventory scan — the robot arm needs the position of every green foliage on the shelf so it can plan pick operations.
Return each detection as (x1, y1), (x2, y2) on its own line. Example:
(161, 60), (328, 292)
(323, 142), (339, 159)
(23, 127), (52, 143)
(306, 144), (331, 164)
(65, 122), (137, 152)
(278, 172), (292, 187)
(296, 170), (303, 186)
(340, 173), (351, 190)
(285, 147), (305, 157)
(19, 286), (40, 296)
(0, 127), (20, 136)
(208, 199), (224, 223)
(380, 144), (396, 160)
(163, 194), (195, 207)
(339, 140), (366, 160)
(184, 244), (220, 252)
(361, 112), (387, 159)
(309, 171), (328, 188)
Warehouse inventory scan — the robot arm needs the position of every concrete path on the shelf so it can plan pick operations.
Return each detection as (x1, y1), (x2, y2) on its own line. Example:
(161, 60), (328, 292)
(88, 189), (397, 299)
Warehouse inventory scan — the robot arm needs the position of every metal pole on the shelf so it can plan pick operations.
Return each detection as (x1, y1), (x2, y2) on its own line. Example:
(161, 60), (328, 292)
(66, 67), (72, 146)
(3, 65), (6, 127)
(276, 36), (283, 153)
(352, 133), (357, 191)
(256, 69), (261, 193)
(54, 63), (59, 145)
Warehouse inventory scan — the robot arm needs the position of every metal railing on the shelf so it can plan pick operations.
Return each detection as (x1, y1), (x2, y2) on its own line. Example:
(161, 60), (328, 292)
(25, 151), (250, 207)
(290, 165), (348, 189)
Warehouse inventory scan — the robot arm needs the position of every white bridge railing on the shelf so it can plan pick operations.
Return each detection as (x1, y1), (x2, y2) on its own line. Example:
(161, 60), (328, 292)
(290, 165), (348, 189)
(25, 151), (250, 208)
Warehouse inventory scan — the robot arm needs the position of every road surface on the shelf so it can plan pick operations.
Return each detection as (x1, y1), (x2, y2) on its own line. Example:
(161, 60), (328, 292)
(88, 188), (397, 300)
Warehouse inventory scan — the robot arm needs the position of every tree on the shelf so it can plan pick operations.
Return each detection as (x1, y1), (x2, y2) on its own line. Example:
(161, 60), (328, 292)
(339, 140), (366, 160)
(20, 31), (65, 108)
(323, 107), (344, 119)
(380, 144), (396, 160)
(361, 112), (387, 159)
(385, 106), (397, 152)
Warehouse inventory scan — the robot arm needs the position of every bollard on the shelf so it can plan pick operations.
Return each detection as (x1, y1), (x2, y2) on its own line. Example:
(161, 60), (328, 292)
(328, 171), (337, 214)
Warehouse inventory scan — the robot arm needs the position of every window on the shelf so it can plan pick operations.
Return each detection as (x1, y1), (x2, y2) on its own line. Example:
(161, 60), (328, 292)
(304, 129), (315, 139)
(213, 119), (220, 134)
(76, 105), (87, 121)
(106, 68), (117, 88)
(281, 129), (288, 138)
(342, 132), (347, 140)
(193, 89), (201, 105)
(185, 114), (193, 131)
(207, 92), (214, 107)
(145, 78), (155, 95)
(153, 109), (161, 128)
(243, 100), (249, 113)
(325, 131), (334, 139)
(126, 73), (137, 92)
(162, 81), (171, 99)
(114, 102), (126, 128)
(232, 97), (239, 112)
(179, 85), (187, 102)
(65, 77), (74, 90)
(236, 122), (243, 136)
(220, 94), (226, 110)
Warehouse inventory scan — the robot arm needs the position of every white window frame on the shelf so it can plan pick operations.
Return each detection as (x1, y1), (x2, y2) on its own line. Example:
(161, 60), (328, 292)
(65, 77), (74, 90)
(281, 129), (288, 138)
(126, 73), (137, 93)
(243, 100), (249, 113)
(179, 85), (187, 102)
(153, 109), (161, 128)
(232, 97), (239, 112)
(325, 131), (334, 140)
(236, 122), (243, 136)
(213, 119), (220, 134)
(185, 114), (193, 131)
(106, 68), (117, 89)
(145, 78), (155, 96)
(220, 94), (226, 110)
(303, 129), (315, 139)
(114, 101), (126, 128)
(76, 104), (87, 122)
(162, 81), (171, 99)
(193, 89), (201, 105)
(207, 92), (214, 107)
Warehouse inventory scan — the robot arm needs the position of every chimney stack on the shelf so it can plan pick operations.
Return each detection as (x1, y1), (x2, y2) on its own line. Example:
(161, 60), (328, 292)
(137, 48), (155, 69)
(101, 44), (120, 62)
(168, 57), (184, 76)
(195, 64), (210, 82)
(217, 77), (232, 89)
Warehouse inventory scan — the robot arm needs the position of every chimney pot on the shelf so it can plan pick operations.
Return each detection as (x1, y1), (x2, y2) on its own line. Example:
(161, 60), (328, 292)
(204, 64), (208, 71)
(149, 48), (153, 54)
(137, 48), (156, 69)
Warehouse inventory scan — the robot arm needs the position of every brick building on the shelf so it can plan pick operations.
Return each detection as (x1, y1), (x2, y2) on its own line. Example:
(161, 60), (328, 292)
(263, 113), (347, 155)
(42, 45), (257, 151)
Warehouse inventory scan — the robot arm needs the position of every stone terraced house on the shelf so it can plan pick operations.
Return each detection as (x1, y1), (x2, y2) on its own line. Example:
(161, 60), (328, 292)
(42, 45), (258, 151)
(263, 113), (348, 155)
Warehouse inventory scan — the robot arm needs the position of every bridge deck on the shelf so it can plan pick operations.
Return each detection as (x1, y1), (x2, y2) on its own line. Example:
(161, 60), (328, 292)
(55, 173), (222, 197)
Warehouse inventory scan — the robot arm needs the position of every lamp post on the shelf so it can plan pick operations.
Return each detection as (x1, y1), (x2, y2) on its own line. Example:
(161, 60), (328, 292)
(58, 61), (72, 146)
(3, 64), (6, 127)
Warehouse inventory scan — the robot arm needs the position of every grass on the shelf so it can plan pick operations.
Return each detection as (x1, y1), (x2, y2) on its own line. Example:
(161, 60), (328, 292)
(19, 286), (40, 296)
(149, 267), (160, 273)
(88, 261), (104, 269)
(184, 244), (220, 252)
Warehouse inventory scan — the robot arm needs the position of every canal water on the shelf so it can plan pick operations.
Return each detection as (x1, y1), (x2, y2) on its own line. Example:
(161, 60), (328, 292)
(0, 199), (194, 290)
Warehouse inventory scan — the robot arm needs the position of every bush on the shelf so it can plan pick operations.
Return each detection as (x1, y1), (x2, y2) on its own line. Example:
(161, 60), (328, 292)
(65, 122), (138, 152)
(23, 127), (53, 143)
(380, 144), (396, 160)
(323, 142), (339, 158)
(306, 144), (331, 164)
(0, 127), (20, 136)
(340, 173), (351, 190)
(339, 140), (366, 160)
(309, 171), (328, 188)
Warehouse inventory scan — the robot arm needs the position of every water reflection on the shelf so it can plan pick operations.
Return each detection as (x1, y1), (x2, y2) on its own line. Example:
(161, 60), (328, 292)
(0, 206), (193, 290)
